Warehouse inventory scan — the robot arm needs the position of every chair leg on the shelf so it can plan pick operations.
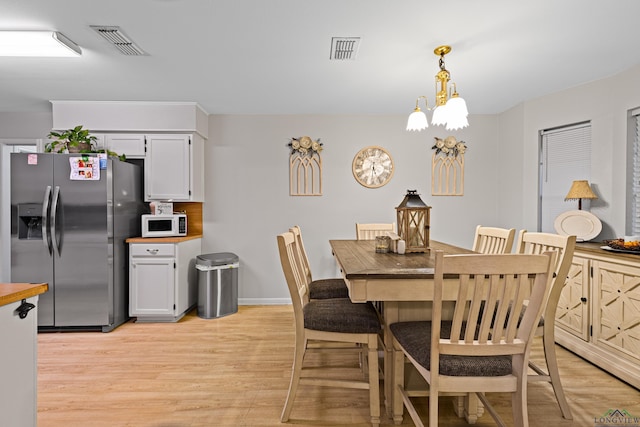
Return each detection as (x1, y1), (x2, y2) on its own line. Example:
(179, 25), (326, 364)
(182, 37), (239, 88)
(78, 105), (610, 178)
(392, 345), (405, 424)
(511, 381), (528, 427)
(428, 384), (439, 427)
(542, 328), (573, 419)
(368, 335), (381, 427)
(281, 336), (306, 422)
(507, 355), (529, 427)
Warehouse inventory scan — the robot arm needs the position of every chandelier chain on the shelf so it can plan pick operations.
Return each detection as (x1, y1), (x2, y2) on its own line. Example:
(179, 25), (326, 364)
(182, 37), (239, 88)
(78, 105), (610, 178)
(439, 54), (446, 71)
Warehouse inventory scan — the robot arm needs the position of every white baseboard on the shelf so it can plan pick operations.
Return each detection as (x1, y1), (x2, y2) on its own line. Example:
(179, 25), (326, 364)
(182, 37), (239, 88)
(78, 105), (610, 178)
(238, 298), (291, 305)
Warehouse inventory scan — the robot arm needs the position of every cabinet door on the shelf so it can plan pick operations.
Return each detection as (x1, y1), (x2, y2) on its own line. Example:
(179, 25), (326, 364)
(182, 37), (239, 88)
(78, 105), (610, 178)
(130, 257), (175, 316)
(592, 260), (640, 363)
(106, 134), (146, 158)
(145, 134), (191, 201)
(556, 255), (590, 341)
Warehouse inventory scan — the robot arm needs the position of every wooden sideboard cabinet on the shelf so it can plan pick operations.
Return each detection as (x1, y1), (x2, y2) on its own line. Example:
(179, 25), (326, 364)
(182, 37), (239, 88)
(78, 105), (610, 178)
(555, 242), (640, 389)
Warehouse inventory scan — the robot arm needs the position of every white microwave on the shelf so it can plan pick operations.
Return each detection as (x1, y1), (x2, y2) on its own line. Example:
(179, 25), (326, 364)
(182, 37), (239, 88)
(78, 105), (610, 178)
(141, 214), (187, 238)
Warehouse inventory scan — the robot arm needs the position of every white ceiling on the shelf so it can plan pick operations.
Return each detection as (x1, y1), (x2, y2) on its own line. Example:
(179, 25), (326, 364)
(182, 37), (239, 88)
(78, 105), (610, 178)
(1, 0), (640, 115)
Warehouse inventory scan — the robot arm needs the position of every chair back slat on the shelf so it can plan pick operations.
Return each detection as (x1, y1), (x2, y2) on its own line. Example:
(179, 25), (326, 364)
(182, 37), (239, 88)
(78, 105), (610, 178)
(355, 223), (396, 240)
(450, 274), (470, 342)
(489, 274), (511, 343)
(472, 225), (516, 254)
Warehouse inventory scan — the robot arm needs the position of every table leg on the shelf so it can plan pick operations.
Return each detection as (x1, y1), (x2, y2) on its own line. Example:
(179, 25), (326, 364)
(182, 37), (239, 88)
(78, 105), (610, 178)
(452, 394), (484, 423)
(383, 301), (403, 423)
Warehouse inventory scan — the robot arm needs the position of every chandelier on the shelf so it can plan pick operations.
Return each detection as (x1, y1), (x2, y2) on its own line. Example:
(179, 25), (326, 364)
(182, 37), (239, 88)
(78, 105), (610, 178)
(406, 45), (468, 131)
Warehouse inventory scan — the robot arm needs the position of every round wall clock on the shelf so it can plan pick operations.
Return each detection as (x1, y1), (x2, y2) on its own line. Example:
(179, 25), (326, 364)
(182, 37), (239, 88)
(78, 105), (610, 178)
(352, 146), (394, 188)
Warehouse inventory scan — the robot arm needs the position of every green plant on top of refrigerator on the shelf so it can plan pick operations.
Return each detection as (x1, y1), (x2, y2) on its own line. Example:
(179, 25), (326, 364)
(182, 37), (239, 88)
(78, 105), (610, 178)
(46, 125), (126, 161)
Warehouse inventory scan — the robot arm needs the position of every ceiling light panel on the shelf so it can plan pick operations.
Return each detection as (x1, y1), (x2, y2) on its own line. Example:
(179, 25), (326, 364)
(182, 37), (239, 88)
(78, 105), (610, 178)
(0, 31), (81, 57)
(90, 26), (147, 56)
(330, 37), (360, 61)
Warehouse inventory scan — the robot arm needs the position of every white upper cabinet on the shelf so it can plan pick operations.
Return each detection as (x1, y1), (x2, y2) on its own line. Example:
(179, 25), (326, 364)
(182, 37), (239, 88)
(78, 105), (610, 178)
(49, 101), (208, 202)
(145, 134), (204, 202)
(76, 133), (146, 159)
(105, 134), (146, 158)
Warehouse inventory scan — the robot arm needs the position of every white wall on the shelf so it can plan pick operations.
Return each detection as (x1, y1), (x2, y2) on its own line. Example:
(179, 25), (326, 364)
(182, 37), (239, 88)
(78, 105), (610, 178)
(203, 114), (499, 303)
(501, 63), (640, 238)
(2, 64), (640, 303)
(0, 112), (52, 139)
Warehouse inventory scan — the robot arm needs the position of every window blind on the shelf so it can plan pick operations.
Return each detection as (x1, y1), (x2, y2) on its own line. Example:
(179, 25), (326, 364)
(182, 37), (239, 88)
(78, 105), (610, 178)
(539, 123), (591, 232)
(632, 111), (640, 234)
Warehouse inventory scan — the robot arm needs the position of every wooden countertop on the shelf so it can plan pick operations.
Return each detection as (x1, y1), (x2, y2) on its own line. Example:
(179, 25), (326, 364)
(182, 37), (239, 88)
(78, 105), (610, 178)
(0, 283), (49, 307)
(126, 235), (202, 243)
(576, 241), (640, 262)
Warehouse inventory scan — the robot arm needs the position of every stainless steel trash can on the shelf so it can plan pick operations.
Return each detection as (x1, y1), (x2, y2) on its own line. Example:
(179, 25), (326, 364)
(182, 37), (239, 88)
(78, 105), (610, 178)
(196, 252), (239, 319)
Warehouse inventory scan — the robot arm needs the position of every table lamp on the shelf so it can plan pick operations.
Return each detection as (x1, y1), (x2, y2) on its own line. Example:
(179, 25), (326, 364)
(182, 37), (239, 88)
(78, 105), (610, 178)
(564, 180), (597, 210)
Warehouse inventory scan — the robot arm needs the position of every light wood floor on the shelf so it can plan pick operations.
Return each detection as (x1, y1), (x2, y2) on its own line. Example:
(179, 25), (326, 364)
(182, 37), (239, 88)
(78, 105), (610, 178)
(37, 305), (639, 427)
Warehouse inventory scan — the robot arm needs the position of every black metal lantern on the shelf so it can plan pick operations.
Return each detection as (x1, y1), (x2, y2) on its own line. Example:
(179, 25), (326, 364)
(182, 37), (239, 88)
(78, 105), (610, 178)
(395, 190), (431, 253)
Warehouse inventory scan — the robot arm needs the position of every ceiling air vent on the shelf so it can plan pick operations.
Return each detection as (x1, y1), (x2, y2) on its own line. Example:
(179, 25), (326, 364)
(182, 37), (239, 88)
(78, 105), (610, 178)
(330, 37), (360, 61)
(90, 25), (147, 56)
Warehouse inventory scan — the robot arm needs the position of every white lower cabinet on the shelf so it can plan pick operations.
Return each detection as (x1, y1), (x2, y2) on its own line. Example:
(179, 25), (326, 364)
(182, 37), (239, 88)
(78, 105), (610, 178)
(555, 244), (640, 388)
(129, 238), (201, 322)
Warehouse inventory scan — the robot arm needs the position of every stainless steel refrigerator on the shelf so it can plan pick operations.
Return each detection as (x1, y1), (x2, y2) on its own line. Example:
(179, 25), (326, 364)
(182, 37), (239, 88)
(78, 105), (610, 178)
(10, 153), (145, 332)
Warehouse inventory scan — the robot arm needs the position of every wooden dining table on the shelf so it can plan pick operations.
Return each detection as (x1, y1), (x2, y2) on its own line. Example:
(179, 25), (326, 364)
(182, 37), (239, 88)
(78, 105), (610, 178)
(329, 239), (482, 424)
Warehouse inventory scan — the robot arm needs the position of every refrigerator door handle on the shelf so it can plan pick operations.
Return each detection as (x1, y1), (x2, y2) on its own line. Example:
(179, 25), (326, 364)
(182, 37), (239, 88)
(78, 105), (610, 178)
(50, 185), (61, 256)
(42, 185), (52, 254)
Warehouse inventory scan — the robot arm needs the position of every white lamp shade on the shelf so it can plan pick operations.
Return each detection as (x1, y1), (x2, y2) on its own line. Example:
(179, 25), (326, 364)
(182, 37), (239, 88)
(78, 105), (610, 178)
(0, 31), (81, 57)
(445, 100), (469, 130)
(445, 115), (469, 131)
(406, 110), (429, 131)
(446, 96), (468, 118)
(431, 105), (449, 126)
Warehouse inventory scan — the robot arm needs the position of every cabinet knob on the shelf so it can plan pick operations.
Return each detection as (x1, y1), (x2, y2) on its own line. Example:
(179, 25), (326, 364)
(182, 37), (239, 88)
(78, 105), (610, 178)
(580, 297), (587, 303)
(146, 249), (159, 254)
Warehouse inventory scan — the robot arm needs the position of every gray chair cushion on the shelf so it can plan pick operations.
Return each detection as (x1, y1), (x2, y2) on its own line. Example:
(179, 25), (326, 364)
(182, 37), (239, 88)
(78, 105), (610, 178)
(389, 321), (512, 377)
(304, 299), (381, 334)
(309, 278), (349, 299)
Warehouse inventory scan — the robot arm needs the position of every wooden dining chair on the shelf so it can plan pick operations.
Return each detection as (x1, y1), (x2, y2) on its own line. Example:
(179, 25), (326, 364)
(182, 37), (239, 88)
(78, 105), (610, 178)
(472, 225), (516, 254)
(355, 223), (396, 315)
(515, 230), (576, 419)
(390, 250), (556, 427)
(277, 231), (382, 426)
(289, 225), (349, 299)
(356, 222), (396, 240)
